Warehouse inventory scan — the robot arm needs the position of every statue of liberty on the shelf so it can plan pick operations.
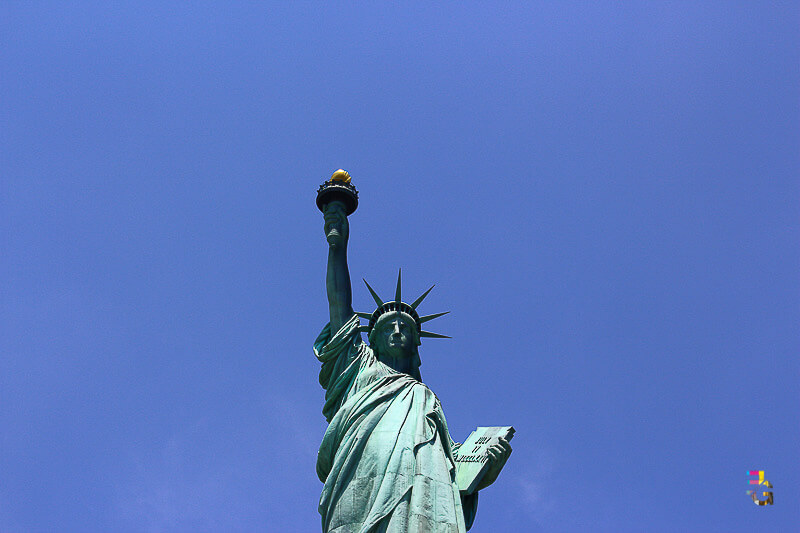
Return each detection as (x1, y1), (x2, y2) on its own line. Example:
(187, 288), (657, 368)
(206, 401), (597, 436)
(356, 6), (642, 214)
(314, 170), (512, 533)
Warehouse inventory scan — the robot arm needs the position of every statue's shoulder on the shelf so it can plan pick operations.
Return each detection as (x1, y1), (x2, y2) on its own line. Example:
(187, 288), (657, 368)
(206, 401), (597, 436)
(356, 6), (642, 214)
(358, 341), (376, 363)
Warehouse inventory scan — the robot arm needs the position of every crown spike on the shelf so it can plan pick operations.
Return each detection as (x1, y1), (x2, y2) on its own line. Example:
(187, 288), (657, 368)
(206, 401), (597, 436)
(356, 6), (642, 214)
(419, 311), (449, 323)
(358, 325), (371, 333)
(363, 279), (383, 306)
(410, 285), (435, 309)
(420, 330), (451, 339)
(395, 268), (402, 303)
(356, 312), (373, 320)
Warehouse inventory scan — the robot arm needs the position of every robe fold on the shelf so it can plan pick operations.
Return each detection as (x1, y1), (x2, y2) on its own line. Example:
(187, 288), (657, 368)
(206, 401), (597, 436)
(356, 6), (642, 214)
(314, 314), (478, 533)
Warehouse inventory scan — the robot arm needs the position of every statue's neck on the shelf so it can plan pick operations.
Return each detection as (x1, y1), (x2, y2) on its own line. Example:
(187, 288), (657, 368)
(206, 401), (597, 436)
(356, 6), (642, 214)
(377, 353), (417, 379)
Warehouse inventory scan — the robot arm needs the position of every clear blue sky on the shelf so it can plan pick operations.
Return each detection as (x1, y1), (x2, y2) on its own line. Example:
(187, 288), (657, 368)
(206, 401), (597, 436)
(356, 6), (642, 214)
(2, 3), (798, 531)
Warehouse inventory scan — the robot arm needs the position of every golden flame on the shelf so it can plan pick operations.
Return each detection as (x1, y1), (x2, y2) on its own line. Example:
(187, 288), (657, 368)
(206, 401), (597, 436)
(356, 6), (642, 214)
(330, 169), (351, 183)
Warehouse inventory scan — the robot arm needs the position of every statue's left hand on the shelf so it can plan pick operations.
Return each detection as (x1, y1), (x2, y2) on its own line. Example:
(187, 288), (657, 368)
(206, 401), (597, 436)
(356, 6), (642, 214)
(475, 437), (512, 491)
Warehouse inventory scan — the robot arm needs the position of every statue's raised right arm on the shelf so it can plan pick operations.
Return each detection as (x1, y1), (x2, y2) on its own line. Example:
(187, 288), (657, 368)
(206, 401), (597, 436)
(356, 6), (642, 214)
(323, 200), (353, 334)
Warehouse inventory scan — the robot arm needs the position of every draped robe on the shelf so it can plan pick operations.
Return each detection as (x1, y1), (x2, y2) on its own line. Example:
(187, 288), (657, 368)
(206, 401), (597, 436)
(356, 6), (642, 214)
(314, 314), (478, 533)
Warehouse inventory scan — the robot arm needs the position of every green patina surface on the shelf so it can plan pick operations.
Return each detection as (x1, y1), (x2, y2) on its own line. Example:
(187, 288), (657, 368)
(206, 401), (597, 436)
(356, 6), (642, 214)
(315, 314), (477, 532)
(314, 176), (511, 532)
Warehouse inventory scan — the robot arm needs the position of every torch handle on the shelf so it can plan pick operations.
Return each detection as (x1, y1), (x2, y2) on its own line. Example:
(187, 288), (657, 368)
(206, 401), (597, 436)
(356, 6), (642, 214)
(323, 200), (347, 247)
(326, 228), (340, 245)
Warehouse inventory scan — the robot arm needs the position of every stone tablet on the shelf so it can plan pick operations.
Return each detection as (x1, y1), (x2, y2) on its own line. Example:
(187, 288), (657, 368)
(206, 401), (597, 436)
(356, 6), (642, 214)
(454, 426), (516, 495)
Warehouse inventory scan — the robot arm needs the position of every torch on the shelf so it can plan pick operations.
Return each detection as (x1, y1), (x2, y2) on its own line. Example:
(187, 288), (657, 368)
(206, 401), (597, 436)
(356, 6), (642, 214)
(316, 169), (359, 245)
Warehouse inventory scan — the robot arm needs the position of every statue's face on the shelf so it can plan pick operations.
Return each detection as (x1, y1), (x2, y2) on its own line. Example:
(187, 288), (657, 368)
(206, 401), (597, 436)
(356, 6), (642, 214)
(374, 313), (416, 359)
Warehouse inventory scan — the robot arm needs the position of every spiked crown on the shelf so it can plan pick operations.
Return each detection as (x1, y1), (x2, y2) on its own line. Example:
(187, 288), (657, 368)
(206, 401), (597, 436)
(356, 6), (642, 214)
(356, 269), (450, 339)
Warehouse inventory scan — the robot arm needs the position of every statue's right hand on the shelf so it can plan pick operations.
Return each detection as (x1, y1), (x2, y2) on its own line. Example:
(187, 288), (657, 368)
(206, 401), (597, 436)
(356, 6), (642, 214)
(323, 201), (349, 248)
